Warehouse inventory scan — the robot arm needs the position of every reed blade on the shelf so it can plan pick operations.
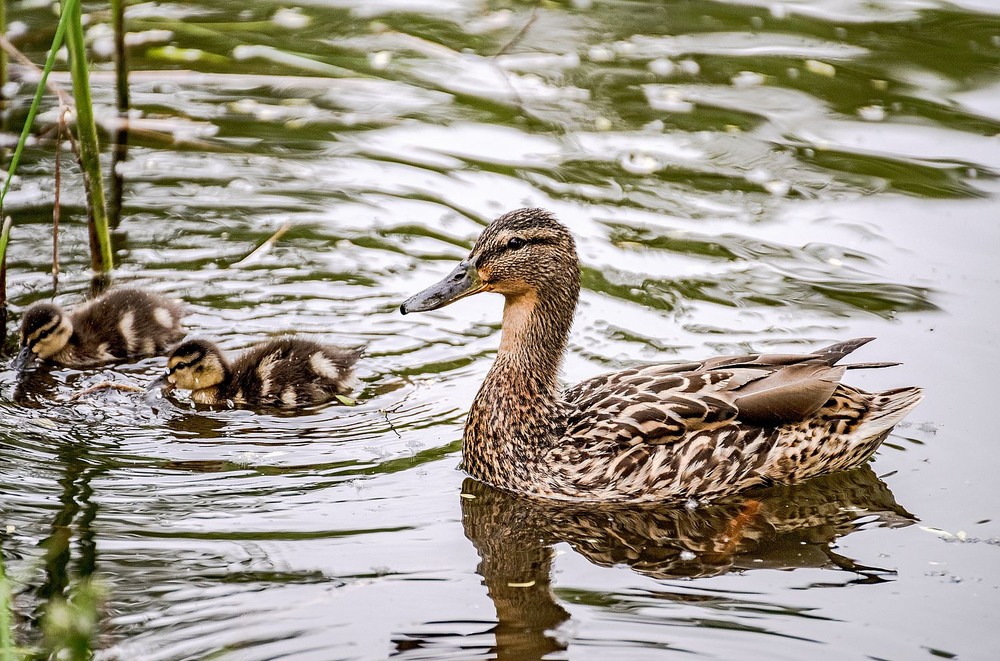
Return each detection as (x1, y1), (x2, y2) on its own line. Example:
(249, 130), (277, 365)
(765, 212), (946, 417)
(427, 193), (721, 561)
(64, 0), (113, 272)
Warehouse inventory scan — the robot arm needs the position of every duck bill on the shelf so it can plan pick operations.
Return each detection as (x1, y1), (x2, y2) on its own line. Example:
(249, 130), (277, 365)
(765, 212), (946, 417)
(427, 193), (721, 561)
(147, 374), (174, 393)
(400, 259), (484, 314)
(11, 346), (35, 375)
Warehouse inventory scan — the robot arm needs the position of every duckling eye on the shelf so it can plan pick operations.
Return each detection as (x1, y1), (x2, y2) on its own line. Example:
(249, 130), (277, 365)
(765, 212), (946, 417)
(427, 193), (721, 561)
(170, 360), (192, 373)
(506, 237), (527, 251)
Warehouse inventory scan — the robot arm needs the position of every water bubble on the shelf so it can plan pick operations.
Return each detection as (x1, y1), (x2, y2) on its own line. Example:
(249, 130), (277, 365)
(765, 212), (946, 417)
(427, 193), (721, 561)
(764, 180), (791, 197)
(614, 41), (638, 57)
(369, 51), (393, 71)
(273, 8), (311, 29)
(732, 71), (765, 87)
(6, 21), (28, 38)
(857, 105), (886, 121)
(649, 58), (676, 77)
(230, 98), (260, 114)
(89, 24), (115, 60)
(647, 88), (694, 112)
(805, 60), (836, 77)
(124, 29), (174, 47)
(747, 168), (772, 185)
(588, 45), (615, 62)
(679, 59), (700, 75)
(620, 153), (662, 175)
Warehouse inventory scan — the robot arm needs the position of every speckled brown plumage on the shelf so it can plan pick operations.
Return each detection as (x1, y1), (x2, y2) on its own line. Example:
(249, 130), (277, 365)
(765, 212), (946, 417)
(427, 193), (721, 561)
(161, 338), (361, 409)
(401, 208), (923, 503)
(17, 288), (186, 369)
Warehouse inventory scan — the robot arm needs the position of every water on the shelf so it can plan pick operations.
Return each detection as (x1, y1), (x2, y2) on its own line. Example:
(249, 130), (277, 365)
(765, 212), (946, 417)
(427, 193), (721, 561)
(1, 0), (998, 658)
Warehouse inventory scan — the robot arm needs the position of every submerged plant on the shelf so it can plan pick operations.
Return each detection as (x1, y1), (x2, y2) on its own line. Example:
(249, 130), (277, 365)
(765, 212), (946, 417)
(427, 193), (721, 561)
(1, 555), (16, 661)
(42, 579), (105, 661)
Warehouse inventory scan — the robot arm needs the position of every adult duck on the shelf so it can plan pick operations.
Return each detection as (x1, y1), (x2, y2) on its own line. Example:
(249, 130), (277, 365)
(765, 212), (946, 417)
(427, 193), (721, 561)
(400, 208), (922, 503)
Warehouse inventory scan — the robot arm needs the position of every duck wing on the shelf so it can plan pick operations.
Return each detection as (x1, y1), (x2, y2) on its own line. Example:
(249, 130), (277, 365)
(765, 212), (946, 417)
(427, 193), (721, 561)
(563, 338), (879, 445)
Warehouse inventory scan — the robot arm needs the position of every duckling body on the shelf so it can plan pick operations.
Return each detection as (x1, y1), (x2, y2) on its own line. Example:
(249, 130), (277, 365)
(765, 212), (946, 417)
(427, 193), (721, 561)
(162, 338), (360, 409)
(17, 288), (185, 370)
(400, 208), (923, 503)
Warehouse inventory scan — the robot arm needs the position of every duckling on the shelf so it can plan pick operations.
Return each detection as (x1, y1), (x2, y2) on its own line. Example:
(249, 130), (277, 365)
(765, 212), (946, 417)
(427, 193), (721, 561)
(156, 338), (361, 409)
(14, 287), (186, 372)
(400, 207), (923, 503)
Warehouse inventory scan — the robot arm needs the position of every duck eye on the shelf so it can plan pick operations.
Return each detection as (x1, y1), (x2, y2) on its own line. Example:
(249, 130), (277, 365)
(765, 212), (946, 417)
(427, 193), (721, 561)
(506, 237), (527, 251)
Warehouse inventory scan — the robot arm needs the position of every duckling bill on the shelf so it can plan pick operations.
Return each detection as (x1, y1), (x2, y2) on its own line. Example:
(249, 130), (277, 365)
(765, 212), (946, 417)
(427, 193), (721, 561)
(401, 207), (923, 503)
(14, 288), (186, 373)
(156, 338), (361, 409)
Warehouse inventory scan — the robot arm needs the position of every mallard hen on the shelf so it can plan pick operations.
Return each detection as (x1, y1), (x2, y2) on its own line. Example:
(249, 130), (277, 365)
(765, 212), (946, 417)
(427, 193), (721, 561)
(400, 208), (923, 502)
(155, 338), (361, 409)
(14, 287), (185, 372)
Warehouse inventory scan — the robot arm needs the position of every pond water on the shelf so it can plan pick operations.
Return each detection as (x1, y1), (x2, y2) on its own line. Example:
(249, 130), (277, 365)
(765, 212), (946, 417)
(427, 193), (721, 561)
(1, 0), (999, 659)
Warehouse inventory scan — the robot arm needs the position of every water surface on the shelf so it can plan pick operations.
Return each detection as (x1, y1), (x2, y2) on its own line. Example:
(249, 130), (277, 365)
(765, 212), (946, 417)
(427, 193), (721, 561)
(1, 1), (999, 659)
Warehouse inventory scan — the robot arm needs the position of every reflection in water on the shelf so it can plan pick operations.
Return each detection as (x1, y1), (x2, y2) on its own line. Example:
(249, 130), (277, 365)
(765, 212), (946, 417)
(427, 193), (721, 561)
(433, 468), (913, 660)
(23, 443), (102, 639)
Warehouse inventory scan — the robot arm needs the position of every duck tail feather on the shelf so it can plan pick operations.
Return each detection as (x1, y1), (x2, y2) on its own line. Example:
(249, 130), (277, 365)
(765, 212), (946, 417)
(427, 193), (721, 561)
(843, 361), (901, 370)
(812, 337), (876, 365)
(854, 386), (924, 441)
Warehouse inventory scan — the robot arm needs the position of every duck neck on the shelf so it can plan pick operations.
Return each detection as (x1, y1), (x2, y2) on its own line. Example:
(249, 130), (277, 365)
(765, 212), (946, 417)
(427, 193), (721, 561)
(464, 282), (578, 489)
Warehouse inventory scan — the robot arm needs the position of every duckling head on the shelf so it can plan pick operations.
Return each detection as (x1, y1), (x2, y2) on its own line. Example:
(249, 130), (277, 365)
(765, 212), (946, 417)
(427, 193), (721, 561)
(14, 303), (74, 372)
(400, 208), (580, 314)
(162, 339), (228, 391)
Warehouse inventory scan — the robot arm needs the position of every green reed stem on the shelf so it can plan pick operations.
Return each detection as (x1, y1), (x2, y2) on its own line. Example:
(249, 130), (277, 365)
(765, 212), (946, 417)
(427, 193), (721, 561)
(64, 0), (112, 272)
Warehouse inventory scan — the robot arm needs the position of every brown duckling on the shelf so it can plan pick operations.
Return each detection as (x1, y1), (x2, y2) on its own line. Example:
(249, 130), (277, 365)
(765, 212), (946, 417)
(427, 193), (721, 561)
(400, 207), (923, 503)
(14, 288), (186, 373)
(155, 338), (361, 409)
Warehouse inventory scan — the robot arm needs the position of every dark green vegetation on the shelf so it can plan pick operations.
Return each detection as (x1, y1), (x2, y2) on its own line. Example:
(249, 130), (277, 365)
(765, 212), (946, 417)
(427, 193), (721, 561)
(0, 0), (997, 658)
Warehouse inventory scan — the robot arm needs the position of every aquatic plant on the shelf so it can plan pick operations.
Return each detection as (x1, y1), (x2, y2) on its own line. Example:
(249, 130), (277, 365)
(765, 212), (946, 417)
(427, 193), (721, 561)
(0, 555), (15, 661)
(0, 0), (117, 337)
(63, 0), (113, 272)
(42, 578), (105, 661)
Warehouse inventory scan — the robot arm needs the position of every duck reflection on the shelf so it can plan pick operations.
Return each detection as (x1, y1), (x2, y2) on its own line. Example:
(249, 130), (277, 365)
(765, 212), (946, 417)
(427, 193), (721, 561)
(393, 466), (913, 659)
(9, 366), (64, 406)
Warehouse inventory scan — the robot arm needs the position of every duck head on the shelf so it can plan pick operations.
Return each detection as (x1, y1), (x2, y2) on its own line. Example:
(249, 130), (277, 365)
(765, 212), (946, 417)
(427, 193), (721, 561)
(400, 208), (580, 314)
(152, 339), (227, 392)
(14, 303), (74, 373)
